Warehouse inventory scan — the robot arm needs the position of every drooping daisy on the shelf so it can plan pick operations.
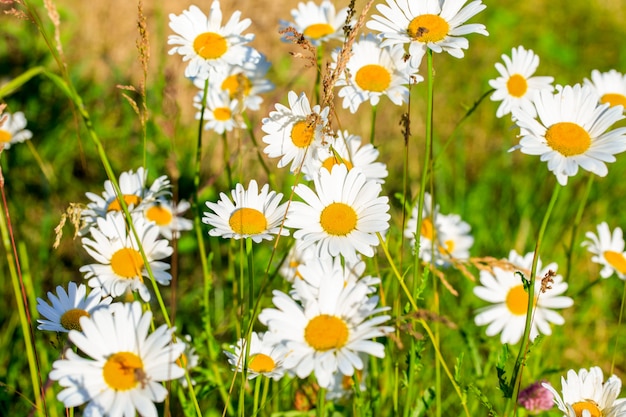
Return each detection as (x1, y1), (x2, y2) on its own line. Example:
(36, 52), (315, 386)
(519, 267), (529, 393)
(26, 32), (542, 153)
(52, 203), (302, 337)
(49, 302), (185, 417)
(512, 84), (626, 186)
(367, 0), (488, 68)
(36, 281), (112, 333)
(582, 222), (626, 279)
(224, 331), (288, 380)
(79, 212), (173, 302)
(202, 179), (289, 243)
(332, 34), (419, 113)
(168, 1), (254, 79)
(285, 164), (391, 263)
(144, 199), (193, 240)
(584, 69), (626, 110)
(473, 250), (574, 344)
(302, 130), (389, 183)
(542, 367), (626, 417)
(280, 0), (351, 46)
(259, 272), (392, 388)
(489, 45), (554, 119)
(0, 111), (33, 150)
(262, 90), (330, 173)
(195, 89), (245, 134)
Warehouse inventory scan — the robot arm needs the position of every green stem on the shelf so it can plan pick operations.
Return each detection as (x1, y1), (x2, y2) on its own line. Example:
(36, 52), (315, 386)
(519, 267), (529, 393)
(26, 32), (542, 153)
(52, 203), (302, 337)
(315, 46), (323, 104)
(222, 132), (233, 187)
(317, 387), (327, 417)
(370, 104), (378, 145)
(611, 281), (626, 375)
(565, 174), (594, 282)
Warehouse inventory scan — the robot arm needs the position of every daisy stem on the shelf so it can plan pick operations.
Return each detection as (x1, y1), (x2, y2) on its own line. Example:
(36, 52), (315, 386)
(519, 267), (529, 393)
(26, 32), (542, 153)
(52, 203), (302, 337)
(610, 281), (626, 375)
(252, 376), (262, 416)
(316, 387), (327, 417)
(369, 104), (378, 145)
(564, 174), (594, 282)
(222, 132), (233, 187)
(507, 182), (561, 415)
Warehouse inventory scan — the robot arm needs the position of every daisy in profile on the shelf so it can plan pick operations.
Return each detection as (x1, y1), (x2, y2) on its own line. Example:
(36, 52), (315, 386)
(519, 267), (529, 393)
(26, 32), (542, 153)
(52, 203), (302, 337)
(280, 0), (350, 46)
(203, 179), (289, 243)
(285, 165), (390, 263)
(176, 335), (200, 387)
(512, 84), (626, 186)
(36, 281), (112, 333)
(367, 0), (488, 68)
(473, 250), (574, 344)
(332, 34), (419, 114)
(262, 91), (330, 173)
(584, 69), (626, 110)
(79, 212), (173, 302)
(489, 45), (554, 119)
(195, 89), (245, 134)
(144, 199), (193, 240)
(325, 361), (367, 401)
(168, 1), (254, 79)
(279, 244), (317, 283)
(582, 222), (626, 279)
(224, 332), (288, 380)
(259, 272), (392, 388)
(0, 110), (33, 150)
(49, 302), (185, 417)
(542, 367), (626, 417)
(303, 130), (388, 183)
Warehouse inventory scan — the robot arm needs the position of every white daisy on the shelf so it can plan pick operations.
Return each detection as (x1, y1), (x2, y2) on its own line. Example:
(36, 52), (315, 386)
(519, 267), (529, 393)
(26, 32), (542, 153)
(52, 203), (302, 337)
(176, 335), (200, 388)
(143, 199), (193, 240)
(582, 222), (626, 279)
(262, 90), (330, 173)
(258, 272), (392, 388)
(168, 1), (254, 79)
(367, 0), (488, 68)
(279, 244), (317, 283)
(36, 281), (112, 333)
(473, 250), (574, 344)
(542, 367), (626, 417)
(202, 179), (289, 243)
(584, 69), (626, 110)
(280, 0), (351, 46)
(79, 212), (173, 302)
(0, 110), (33, 150)
(195, 89), (245, 134)
(489, 45), (554, 119)
(285, 164), (390, 263)
(332, 34), (418, 113)
(49, 302), (185, 417)
(512, 84), (626, 186)
(303, 130), (389, 183)
(224, 331), (288, 380)
(325, 356), (367, 401)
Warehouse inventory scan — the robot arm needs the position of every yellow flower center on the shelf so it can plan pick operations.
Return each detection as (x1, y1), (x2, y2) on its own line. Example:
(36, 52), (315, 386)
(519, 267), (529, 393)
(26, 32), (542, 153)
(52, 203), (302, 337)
(193, 32), (228, 60)
(304, 314), (349, 351)
(0, 129), (12, 143)
(221, 74), (252, 99)
(228, 207), (268, 235)
(320, 202), (357, 236)
(421, 218), (434, 240)
(600, 93), (626, 108)
(355, 64), (391, 93)
(107, 195), (142, 212)
(145, 205), (173, 226)
(321, 156), (353, 172)
(505, 284), (530, 316)
(290, 120), (315, 148)
(214, 107), (232, 121)
(176, 352), (188, 369)
(303, 23), (335, 40)
(572, 400), (602, 417)
(407, 14), (449, 43)
(60, 308), (90, 331)
(507, 74), (528, 97)
(110, 248), (145, 279)
(604, 250), (626, 274)
(441, 239), (455, 255)
(103, 352), (144, 391)
(545, 122), (591, 157)
(249, 353), (276, 373)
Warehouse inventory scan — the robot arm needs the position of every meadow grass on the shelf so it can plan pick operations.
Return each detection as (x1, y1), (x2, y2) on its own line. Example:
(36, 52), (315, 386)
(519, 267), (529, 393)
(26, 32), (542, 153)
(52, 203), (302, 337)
(1, 0), (626, 416)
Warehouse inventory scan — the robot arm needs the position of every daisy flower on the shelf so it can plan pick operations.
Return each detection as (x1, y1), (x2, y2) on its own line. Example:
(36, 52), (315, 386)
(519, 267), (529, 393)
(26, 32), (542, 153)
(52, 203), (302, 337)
(176, 335), (200, 387)
(279, 244), (317, 283)
(143, 199), (193, 240)
(262, 91), (330, 173)
(473, 250), (574, 344)
(79, 212), (173, 302)
(489, 45), (554, 119)
(202, 179), (289, 243)
(542, 367), (626, 417)
(584, 69), (626, 110)
(512, 84), (626, 186)
(582, 222), (626, 279)
(224, 332), (288, 380)
(280, 0), (351, 46)
(332, 34), (419, 113)
(36, 281), (112, 333)
(194, 89), (245, 134)
(258, 272), (392, 388)
(367, 0), (488, 68)
(325, 361), (367, 401)
(168, 1), (254, 79)
(0, 110), (32, 150)
(302, 130), (389, 183)
(49, 302), (185, 417)
(285, 164), (391, 263)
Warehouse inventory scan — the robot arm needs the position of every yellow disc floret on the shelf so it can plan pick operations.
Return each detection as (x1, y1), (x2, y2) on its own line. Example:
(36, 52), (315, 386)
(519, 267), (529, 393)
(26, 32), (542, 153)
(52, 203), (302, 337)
(545, 122), (591, 157)
(320, 202), (357, 236)
(103, 352), (145, 391)
(193, 32), (228, 60)
(228, 207), (268, 235)
(407, 14), (449, 43)
(304, 314), (349, 351)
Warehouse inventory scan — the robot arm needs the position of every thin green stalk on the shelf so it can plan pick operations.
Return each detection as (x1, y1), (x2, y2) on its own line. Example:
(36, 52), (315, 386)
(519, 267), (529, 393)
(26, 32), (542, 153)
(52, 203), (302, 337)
(369, 104), (378, 145)
(253, 375), (262, 416)
(610, 281), (626, 374)
(222, 132), (233, 187)
(565, 174), (594, 282)
(315, 45), (323, 104)
(317, 387), (327, 417)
